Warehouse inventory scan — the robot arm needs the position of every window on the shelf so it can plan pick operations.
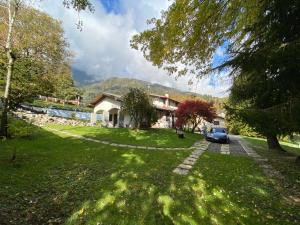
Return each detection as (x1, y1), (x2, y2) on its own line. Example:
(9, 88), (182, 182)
(109, 114), (113, 122)
(213, 120), (220, 125)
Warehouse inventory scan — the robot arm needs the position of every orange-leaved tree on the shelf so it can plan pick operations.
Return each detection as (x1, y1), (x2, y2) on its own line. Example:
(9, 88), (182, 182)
(175, 100), (216, 133)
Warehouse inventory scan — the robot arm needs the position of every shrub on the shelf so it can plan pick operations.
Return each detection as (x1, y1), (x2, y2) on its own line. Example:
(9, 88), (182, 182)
(121, 88), (158, 129)
(8, 119), (37, 139)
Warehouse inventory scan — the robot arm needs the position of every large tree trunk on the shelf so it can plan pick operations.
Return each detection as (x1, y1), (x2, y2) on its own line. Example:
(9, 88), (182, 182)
(266, 134), (284, 151)
(1, 1), (17, 138)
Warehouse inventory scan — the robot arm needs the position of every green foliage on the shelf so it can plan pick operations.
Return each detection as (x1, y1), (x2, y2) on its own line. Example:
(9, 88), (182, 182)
(131, 0), (262, 77)
(225, 113), (261, 137)
(0, 7), (77, 108)
(131, 0), (300, 149)
(7, 119), (37, 139)
(63, 0), (94, 12)
(121, 88), (158, 129)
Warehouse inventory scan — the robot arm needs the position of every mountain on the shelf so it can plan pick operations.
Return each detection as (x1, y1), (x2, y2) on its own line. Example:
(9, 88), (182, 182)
(71, 68), (100, 86)
(79, 77), (227, 109)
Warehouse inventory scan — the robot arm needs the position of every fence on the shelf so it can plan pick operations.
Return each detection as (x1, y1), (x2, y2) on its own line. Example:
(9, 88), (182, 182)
(21, 105), (102, 121)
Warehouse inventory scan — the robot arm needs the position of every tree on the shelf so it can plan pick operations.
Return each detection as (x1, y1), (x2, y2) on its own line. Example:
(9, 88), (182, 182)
(131, 0), (300, 151)
(0, 7), (76, 107)
(175, 100), (216, 133)
(0, 0), (93, 137)
(121, 88), (157, 129)
(224, 0), (300, 151)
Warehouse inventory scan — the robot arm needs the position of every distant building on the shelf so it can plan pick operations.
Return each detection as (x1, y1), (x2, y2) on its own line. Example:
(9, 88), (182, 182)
(90, 92), (180, 128)
(200, 112), (225, 131)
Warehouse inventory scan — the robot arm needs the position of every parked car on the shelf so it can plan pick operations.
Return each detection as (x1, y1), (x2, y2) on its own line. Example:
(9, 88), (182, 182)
(205, 127), (229, 143)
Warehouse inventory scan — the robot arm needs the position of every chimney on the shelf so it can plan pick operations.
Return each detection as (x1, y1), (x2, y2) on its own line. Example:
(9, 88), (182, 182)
(165, 93), (169, 106)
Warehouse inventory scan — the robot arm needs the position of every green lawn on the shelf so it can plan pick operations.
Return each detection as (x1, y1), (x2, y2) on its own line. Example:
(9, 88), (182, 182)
(46, 124), (201, 148)
(243, 136), (300, 205)
(0, 126), (299, 224)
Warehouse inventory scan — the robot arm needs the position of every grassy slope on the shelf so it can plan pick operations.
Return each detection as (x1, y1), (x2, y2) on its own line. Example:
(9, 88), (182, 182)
(0, 128), (299, 224)
(46, 124), (201, 148)
(243, 136), (300, 204)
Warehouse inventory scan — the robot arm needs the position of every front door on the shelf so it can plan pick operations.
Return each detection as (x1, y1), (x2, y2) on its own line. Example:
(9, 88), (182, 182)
(113, 114), (118, 127)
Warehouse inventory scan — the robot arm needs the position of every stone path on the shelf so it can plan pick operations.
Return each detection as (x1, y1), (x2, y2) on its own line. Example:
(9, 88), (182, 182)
(207, 140), (247, 155)
(220, 143), (230, 154)
(238, 138), (284, 179)
(173, 141), (210, 175)
(47, 128), (195, 151)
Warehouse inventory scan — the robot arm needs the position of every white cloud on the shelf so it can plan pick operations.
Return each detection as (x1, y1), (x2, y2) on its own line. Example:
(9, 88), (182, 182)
(35, 0), (230, 97)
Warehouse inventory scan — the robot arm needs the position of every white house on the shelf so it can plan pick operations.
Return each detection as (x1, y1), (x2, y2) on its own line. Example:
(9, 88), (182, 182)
(90, 92), (180, 128)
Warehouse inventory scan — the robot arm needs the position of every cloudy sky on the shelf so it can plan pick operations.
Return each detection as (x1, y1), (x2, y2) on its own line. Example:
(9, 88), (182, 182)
(36, 0), (231, 97)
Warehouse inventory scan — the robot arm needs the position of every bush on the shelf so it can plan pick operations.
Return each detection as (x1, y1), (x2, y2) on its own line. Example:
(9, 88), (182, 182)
(8, 119), (37, 139)
(225, 114), (262, 137)
(121, 88), (158, 129)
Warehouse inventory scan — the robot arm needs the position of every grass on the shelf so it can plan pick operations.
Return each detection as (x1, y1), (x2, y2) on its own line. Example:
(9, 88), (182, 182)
(243, 136), (300, 205)
(45, 124), (202, 148)
(0, 126), (299, 224)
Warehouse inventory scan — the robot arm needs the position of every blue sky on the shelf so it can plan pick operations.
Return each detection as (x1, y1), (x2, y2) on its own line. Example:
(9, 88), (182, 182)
(38, 0), (231, 97)
(100, 0), (123, 14)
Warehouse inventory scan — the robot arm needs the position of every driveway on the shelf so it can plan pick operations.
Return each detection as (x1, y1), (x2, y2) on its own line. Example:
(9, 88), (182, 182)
(207, 135), (248, 155)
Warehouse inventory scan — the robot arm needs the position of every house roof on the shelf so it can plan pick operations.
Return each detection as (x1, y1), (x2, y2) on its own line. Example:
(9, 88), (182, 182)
(90, 92), (122, 106)
(155, 105), (177, 112)
(149, 94), (180, 104)
(90, 92), (180, 106)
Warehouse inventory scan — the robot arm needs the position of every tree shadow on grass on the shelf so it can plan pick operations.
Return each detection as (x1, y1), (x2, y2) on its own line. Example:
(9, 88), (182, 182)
(63, 152), (300, 225)
(1, 128), (299, 225)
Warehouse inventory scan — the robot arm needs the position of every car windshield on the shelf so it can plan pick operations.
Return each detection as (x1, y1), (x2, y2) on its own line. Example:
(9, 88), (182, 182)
(212, 128), (226, 133)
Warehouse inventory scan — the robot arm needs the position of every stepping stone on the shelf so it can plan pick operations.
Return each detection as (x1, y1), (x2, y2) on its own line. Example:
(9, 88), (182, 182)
(255, 158), (268, 162)
(127, 145), (136, 148)
(101, 141), (110, 144)
(119, 144), (127, 147)
(221, 152), (230, 155)
(178, 164), (193, 170)
(260, 164), (273, 169)
(194, 150), (204, 154)
(110, 143), (118, 146)
(147, 147), (156, 150)
(183, 159), (196, 165)
(173, 168), (189, 175)
(186, 157), (197, 162)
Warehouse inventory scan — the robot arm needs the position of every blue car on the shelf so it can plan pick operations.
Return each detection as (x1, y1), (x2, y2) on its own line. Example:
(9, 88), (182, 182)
(206, 127), (229, 143)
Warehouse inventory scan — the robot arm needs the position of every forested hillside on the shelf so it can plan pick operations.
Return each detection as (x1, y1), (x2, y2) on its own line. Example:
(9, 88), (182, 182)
(79, 77), (226, 109)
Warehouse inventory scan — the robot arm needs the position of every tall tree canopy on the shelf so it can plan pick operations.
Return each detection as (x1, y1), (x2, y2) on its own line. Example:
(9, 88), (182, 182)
(132, 0), (300, 151)
(131, 0), (263, 78)
(0, 0), (92, 137)
(0, 7), (76, 108)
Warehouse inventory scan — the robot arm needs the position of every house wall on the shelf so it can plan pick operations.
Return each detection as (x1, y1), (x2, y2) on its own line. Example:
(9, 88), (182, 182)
(92, 97), (121, 125)
(93, 97), (121, 113)
(169, 100), (178, 109)
(152, 97), (165, 107)
(92, 95), (178, 128)
(204, 118), (225, 130)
